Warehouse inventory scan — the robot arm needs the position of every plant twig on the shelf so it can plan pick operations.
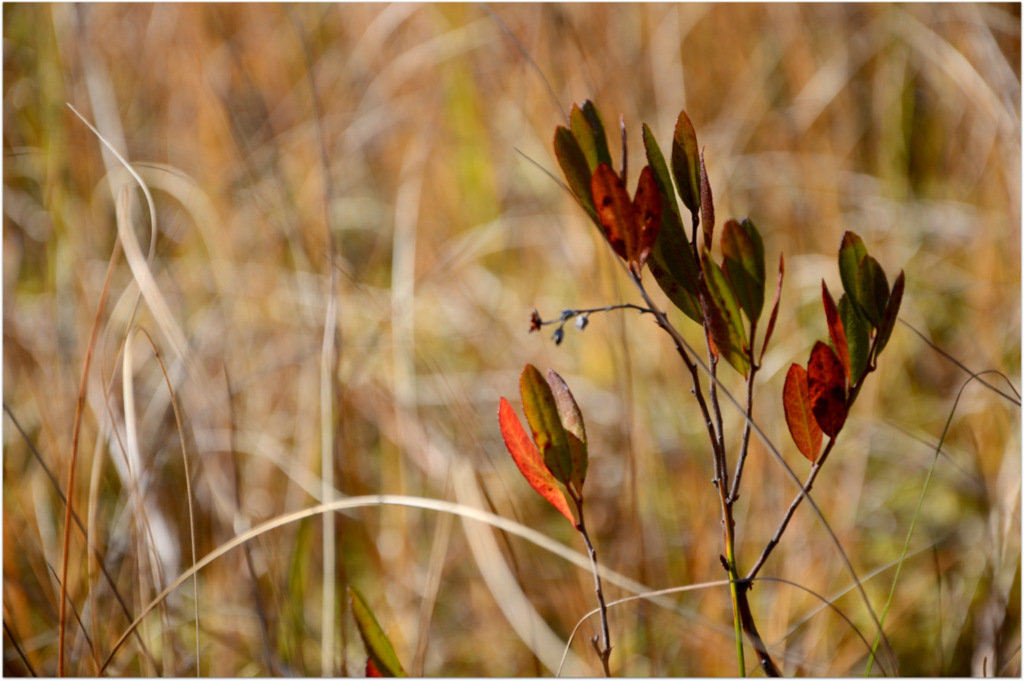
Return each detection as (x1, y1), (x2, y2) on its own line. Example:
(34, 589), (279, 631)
(573, 495), (612, 676)
(728, 341), (760, 504)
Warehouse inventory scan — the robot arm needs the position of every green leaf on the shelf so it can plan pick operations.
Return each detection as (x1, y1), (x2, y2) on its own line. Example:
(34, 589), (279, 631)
(349, 587), (407, 677)
(838, 231), (868, 307)
(721, 218), (766, 323)
(874, 269), (904, 356)
(641, 123), (683, 231)
(701, 250), (750, 376)
(520, 364), (573, 486)
(498, 398), (575, 524)
(671, 110), (701, 217)
(643, 122), (703, 321)
(570, 104), (598, 171)
(570, 100), (613, 170)
(554, 126), (599, 226)
(838, 293), (869, 384)
(582, 101), (613, 167)
(649, 229), (703, 323)
(855, 254), (890, 326)
(546, 369), (587, 493)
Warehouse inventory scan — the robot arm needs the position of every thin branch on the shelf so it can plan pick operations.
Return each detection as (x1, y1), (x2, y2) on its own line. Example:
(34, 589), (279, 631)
(744, 437), (838, 584)
(574, 496), (612, 676)
(728, 357), (759, 504)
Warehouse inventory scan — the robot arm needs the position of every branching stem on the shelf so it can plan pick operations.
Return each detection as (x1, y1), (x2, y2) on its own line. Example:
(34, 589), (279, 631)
(625, 271), (780, 676)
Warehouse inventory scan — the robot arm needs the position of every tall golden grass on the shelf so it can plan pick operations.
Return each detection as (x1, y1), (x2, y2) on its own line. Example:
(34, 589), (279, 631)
(3, 3), (1019, 676)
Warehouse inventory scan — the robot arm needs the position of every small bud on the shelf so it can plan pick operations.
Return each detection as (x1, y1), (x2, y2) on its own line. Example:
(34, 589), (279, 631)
(560, 309), (574, 322)
(575, 314), (589, 331)
(552, 327), (565, 345)
(529, 309), (542, 332)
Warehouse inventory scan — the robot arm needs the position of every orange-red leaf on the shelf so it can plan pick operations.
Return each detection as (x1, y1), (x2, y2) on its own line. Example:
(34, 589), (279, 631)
(821, 281), (850, 385)
(807, 341), (848, 438)
(783, 363), (822, 462)
(498, 398), (575, 524)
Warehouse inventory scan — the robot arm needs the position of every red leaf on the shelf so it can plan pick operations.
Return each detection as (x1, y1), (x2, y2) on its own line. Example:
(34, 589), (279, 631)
(807, 341), (848, 438)
(760, 253), (784, 363)
(366, 659), (383, 677)
(498, 398), (575, 524)
(783, 363), (822, 462)
(590, 163), (661, 275)
(821, 281), (850, 385)
(591, 163), (633, 262)
(631, 166), (662, 274)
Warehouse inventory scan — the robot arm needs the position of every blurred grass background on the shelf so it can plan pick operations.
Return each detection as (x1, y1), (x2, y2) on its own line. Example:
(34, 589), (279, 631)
(3, 3), (1020, 676)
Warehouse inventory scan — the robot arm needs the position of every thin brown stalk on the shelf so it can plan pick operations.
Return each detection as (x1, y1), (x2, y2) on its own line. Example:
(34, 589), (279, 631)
(58, 235), (122, 676)
(573, 496), (612, 677)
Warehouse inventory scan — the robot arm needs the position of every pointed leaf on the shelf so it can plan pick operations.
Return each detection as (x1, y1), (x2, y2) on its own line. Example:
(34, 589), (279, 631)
(554, 126), (599, 226)
(874, 269), (904, 356)
(671, 110), (701, 216)
(783, 363), (823, 462)
(642, 123), (683, 229)
(760, 253), (785, 362)
(838, 231), (868, 307)
(590, 163), (633, 262)
(701, 250), (750, 376)
(807, 341), (848, 438)
(569, 104), (597, 171)
(855, 254), (890, 326)
(631, 165), (662, 273)
(821, 281), (850, 385)
(699, 149), (714, 252)
(580, 100), (613, 168)
(546, 369), (587, 492)
(644, 123), (703, 321)
(498, 397), (575, 524)
(349, 587), (407, 677)
(520, 365), (573, 486)
(839, 293), (869, 384)
(722, 218), (766, 323)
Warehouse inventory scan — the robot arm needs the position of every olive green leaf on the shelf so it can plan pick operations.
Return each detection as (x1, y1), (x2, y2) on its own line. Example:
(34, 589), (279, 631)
(554, 126), (599, 226)
(701, 250), (750, 376)
(721, 217), (766, 324)
(350, 587), (407, 677)
(671, 110), (701, 217)
(520, 364), (573, 486)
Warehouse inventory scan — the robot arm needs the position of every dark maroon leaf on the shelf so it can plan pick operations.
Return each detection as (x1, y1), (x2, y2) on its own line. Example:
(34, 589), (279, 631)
(807, 341), (848, 438)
